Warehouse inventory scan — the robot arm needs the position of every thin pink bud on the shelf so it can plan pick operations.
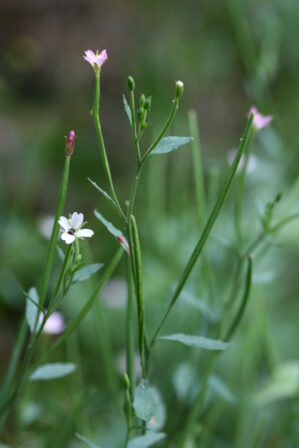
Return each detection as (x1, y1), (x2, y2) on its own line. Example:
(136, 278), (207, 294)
(65, 130), (75, 157)
(117, 236), (130, 254)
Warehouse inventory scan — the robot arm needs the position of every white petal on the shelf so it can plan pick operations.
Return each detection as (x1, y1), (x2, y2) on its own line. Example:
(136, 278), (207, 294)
(61, 232), (76, 244)
(58, 216), (70, 231)
(71, 212), (84, 230)
(76, 228), (94, 239)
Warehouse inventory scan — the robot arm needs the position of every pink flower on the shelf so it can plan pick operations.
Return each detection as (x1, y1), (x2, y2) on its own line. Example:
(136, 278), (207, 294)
(83, 49), (108, 70)
(65, 130), (75, 157)
(43, 312), (65, 335)
(248, 106), (272, 131)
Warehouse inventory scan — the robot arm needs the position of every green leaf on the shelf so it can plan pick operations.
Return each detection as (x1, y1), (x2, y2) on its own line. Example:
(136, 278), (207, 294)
(123, 94), (132, 128)
(76, 433), (99, 448)
(133, 380), (157, 421)
(146, 387), (166, 432)
(159, 334), (232, 351)
(25, 287), (42, 334)
(57, 246), (65, 262)
(72, 263), (104, 283)
(128, 432), (166, 448)
(30, 363), (76, 381)
(254, 361), (299, 406)
(180, 291), (217, 322)
(94, 210), (129, 252)
(209, 374), (236, 403)
(150, 136), (192, 155)
(88, 178), (117, 208)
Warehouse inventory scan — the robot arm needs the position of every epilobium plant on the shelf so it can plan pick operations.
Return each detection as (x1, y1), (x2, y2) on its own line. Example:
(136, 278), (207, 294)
(0, 49), (298, 448)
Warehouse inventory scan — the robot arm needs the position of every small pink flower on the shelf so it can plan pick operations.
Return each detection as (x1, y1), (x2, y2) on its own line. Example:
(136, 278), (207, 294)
(65, 130), (75, 157)
(83, 49), (108, 70)
(43, 312), (65, 335)
(248, 106), (272, 131)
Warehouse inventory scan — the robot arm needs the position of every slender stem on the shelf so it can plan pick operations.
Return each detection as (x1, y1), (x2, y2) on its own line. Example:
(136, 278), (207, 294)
(50, 248), (123, 354)
(127, 164), (143, 219)
(235, 131), (253, 243)
(92, 73), (126, 221)
(48, 245), (72, 312)
(130, 215), (145, 377)
(0, 317), (27, 418)
(142, 96), (180, 162)
(38, 156), (71, 315)
(129, 89), (141, 163)
(188, 109), (214, 300)
(179, 256), (253, 447)
(150, 114), (254, 347)
(224, 257), (253, 341)
(126, 260), (135, 399)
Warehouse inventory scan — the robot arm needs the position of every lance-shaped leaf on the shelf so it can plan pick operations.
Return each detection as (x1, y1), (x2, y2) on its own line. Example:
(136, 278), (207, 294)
(128, 432), (166, 448)
(123, 94), (133, 128)
(72, 263), (104, 283)
(94, 210), (129, 253)
(150, 136), (192, 155)
(30, 363), (76, 381)
(159, 334), (232, 351)
(88, 178), (117, 209)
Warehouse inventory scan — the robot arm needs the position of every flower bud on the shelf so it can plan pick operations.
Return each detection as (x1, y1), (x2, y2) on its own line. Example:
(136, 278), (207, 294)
(144, 96), (152, 111)
(127, 76), (135, 91)
(139, 94), (146, 107)
(176, 80), (184, 98)
(65, 130), (75, 157)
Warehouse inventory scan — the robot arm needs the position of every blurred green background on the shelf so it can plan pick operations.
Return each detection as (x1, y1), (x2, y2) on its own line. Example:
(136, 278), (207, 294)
(1, 0), (299, 446)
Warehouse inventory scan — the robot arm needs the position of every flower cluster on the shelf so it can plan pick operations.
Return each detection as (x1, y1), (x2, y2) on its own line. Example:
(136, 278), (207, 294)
(59, 212), (94, 245)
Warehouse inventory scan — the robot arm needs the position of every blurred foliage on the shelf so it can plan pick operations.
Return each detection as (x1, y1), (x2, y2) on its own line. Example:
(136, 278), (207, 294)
(1, 0), (299, 446)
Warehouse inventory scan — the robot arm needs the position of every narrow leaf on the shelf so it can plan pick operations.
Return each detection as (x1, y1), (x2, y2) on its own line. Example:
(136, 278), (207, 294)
(94, 210), (129, 252)
(25, 287), (42, 334)
(57, 246), (65, 262)
(72, 263), (104, 283)
(123, 94), (132, 128)
(30, 363), (76, 381)
(133, 380), (157, 421)
(76, 433), (99, 448)
(180, 291), (217, 322)
(128, 432), (166, 448)
(88, 178), (117, 208)
(150, 136), (192, 155)
(159, 334), (232, 351)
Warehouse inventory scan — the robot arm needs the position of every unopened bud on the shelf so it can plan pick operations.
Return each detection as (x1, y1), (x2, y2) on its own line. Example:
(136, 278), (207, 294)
(175, 80), (184, 98)
(139, 94), (145, 107)
(123, 373), (130, 389)
(144, 97), (152, 111)
(127, 76), (135, 91)
(65, 130), (75, 157)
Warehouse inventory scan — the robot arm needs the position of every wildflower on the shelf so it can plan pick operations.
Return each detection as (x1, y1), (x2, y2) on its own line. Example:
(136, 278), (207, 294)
(248, 105), (272, 131)
(43, 312), (65, 335)
(58, 212), (94, 244)
(65, 130), (75, 157)
(83, 49), (108, 71)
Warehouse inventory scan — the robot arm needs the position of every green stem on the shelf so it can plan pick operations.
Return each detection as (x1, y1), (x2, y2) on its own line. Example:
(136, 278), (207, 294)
(48, 245), (72, 312)
(0, 317), (27, 421)
(92, 73), (126, 221)
(188, 109), (214, 300)
(142, 95), (180, 162)
(126, 260), (135, 399)
(130, 215), (145, 377)
(38, 156), (71, 316)
(150, 114), (254, 347)
(127, 164), (143, 219)
(235, 131), (253, 244)
(50, 248), (123, 354)
(129, 89), (141, 163)
(179, 256), (253, 447)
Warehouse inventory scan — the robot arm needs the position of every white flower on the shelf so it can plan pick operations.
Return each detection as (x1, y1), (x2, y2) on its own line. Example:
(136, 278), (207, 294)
(42, 311), (65, 335)
(58, 212), (94, 245)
